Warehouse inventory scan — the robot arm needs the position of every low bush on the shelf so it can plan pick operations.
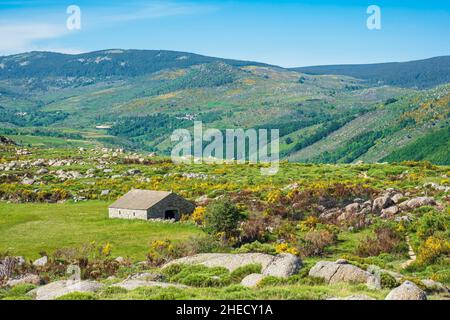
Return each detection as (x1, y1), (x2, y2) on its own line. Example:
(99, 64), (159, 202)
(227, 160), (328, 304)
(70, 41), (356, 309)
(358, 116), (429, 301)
(0, 284), (36, 300)
(229, 264), (262, 283)
(414, 211), (449, 241)
(356, 222), (407, 257)
(380, 273), (399, 289)
(240, 214), (269, 244)
(234, 241), (276, 255)
(298, 229), (336, 257)
(56, 292), (97, 300)
(416, 235), (450, 266)
(163, 264), (231, 287)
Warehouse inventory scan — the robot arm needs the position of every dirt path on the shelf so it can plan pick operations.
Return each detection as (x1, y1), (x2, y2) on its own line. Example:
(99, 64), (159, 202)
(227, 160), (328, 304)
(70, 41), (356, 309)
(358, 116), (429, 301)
(401, 236), (417, 269)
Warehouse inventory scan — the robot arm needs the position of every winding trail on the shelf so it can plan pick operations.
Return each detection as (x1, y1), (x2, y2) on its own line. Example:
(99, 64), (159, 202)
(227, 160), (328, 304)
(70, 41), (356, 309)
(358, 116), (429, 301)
(401, 236), (417, 269)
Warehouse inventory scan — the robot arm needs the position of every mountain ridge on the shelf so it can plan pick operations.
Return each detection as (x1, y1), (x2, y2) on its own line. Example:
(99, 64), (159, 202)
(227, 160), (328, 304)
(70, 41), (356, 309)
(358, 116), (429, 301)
(0, 49), (448, 164)
(291, 56), (450, 89)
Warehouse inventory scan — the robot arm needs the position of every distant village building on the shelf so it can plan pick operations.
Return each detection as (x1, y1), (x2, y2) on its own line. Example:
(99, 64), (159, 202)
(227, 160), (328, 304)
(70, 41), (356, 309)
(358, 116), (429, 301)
(108, 189), (195, 221)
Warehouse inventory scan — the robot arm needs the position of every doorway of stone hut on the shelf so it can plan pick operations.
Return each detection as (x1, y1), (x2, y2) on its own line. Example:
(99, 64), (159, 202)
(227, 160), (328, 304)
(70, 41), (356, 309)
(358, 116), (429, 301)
(164, 209), (178, 220)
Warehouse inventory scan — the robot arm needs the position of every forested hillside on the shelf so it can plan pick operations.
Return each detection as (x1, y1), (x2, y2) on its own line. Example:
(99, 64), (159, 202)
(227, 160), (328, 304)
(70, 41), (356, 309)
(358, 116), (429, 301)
(292, 56), (450, 89)
(0, 50), (448, 164)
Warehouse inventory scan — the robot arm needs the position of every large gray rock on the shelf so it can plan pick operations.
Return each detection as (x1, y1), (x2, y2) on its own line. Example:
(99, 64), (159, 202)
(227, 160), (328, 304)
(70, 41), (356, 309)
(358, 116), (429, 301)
(385, 281), (427, 300)
(163, 253), (301, 278)
(240, 274), (267, 288)
(262, 253), (301, 278)
(112, 280), (187, 291)
(309, 260), (377, 289)
(372, 196), (394, 214)
(164, 253), (273, 272)
(421, 279), (449, 294)
(398, 197), (436, 211)
(345, 203), (360, 215)
(380, 205), (399, 218)
(29, 280), (104, 300)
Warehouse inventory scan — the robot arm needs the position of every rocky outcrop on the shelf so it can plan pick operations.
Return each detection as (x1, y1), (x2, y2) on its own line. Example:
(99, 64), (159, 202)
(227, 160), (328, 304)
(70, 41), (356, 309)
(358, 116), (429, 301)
(262, 254), (301, 278)
(421, 279), (449, 294)
(385, 281), (427, 300)
(29, 280), (104, 300)
(309, 260), (378, 289)
(240, 274), (267, 288)
(372, 196), (394, 214)
(6, 274), (41, 287)
(398, 197), (436, 211)
(380, 205), (399, 218)
(163, 253), (301, 278)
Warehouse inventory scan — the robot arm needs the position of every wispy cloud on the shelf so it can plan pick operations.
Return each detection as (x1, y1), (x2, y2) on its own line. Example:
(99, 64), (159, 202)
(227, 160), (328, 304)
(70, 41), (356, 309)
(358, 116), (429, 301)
(97, 2), (217, 24)
(0, 23), (68, 54)
(0, 1), (217, 55)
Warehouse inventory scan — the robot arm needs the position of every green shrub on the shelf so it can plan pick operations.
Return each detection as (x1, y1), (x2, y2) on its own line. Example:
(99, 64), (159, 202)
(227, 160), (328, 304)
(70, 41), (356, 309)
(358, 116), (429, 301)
(356, 221), (407, 257)
(163, 264), (231, 287)
(205, 198), (245, 241)
(56, 292), (98, 300)
(259, 275), (325, 287)
(234, 241), (276, 255)
(380, 273), (398, 289)
(229, 264), (262, 283)
(415, 211), (449, 240)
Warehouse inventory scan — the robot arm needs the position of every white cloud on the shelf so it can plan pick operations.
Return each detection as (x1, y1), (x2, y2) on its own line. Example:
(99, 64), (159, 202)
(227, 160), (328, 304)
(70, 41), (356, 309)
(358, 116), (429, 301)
(98, 2), (217, 24)
(0, 1), (218, 56)
(0, 23), (68, 55)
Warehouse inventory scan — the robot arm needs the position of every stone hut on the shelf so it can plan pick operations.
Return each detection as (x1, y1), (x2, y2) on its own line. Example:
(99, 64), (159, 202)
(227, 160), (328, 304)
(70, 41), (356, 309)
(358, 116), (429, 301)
(108, 189), (195, 221)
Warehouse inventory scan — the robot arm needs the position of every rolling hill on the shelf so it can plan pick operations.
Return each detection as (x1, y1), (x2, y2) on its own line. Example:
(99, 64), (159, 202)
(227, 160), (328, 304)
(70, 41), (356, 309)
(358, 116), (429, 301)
(0, 50), (448, 164)
(291, 56), (450, 89)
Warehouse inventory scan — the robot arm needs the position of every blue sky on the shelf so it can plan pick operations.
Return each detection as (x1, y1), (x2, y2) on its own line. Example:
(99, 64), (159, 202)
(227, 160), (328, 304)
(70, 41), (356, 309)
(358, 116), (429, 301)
(0, 0), (449, 67)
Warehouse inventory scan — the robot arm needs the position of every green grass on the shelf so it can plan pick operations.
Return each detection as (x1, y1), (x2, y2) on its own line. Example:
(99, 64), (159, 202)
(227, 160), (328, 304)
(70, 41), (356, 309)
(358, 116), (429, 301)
(0, 201), (203, 260)
(91, 283), (389, 300)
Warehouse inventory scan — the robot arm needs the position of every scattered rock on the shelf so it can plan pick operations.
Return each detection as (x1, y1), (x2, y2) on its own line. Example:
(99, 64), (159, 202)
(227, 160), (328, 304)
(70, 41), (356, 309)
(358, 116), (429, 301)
(36, 168), (49, 175)
(33, 256), (48, 267)
(372, 196), (394, 214)
(380, 205), (399, 218)
(345, 203), (360, 215)
(29, 280), (104, 300)
(127, 169), (141, 175)
(391, 193), (404, 204)
(128, 272), (164, 282)
(21, 178), (35, 185)
(6, 274), (41, 287)
(421, 279), (449, 294)
(115, 256), (124, 263)
(385, 281), (427, 300)
(240, 273), (267, 287)
(15, 256), (26, 266)
(319, 208), (342, 221)
(195, 195), (209, 206)
(399, 197), (436, 210)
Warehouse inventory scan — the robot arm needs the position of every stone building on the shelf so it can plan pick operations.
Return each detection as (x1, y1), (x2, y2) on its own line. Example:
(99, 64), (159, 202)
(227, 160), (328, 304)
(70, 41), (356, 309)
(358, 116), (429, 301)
(108, 189), (195, 221)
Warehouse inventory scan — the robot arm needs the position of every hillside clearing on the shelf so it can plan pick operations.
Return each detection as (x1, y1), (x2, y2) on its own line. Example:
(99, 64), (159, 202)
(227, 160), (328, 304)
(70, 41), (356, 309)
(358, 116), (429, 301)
(0, 201), (203, 260)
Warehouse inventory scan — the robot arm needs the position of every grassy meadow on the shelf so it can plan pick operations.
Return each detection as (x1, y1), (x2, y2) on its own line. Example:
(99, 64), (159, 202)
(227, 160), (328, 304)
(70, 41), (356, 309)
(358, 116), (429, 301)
(0, 201), (202, 260)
